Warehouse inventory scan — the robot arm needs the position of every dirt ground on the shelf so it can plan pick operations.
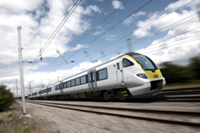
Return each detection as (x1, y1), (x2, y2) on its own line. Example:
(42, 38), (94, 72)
(18, 101), (200, 133)
(0, 103), (55, 133)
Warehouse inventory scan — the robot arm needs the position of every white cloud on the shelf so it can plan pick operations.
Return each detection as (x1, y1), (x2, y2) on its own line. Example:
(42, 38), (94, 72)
(77, 5), (102, 15)
(136, 30), (200, 65)
(0, 0), (43, 15)
(0, 0), (103, 94)
(3, 60), (103, 95)
(123, 11), (146, 26)
(105, 34), (116, 41)
(132, 0), (200, 66)
(165, 0), (200, 12)
(0, 0), (102, 65)
(93, 31), (101, 35)
(133, 9), (200, 38)
(68, 44), (88, 52)
(112, 0), (124, 10)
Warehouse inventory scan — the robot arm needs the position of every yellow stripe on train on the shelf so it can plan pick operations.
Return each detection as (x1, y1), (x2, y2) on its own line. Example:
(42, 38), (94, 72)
(123, 55), (163, 79)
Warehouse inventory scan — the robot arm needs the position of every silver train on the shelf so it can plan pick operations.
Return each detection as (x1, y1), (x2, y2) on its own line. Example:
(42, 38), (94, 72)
(28, 52), (166, 101)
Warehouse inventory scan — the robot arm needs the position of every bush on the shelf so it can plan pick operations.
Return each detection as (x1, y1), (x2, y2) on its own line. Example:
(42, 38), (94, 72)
(189, 57), (200, 80)
(0, 84), (15, 111)
(160, 56), (200, 84)
(160, 62), (191, 84)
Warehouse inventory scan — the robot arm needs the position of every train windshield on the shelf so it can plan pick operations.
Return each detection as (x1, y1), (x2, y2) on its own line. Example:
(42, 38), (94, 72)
(132, 55), (157, 70)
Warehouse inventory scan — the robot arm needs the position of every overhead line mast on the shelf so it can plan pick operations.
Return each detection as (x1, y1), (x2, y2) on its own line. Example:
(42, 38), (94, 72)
(46, 18), (200, 75)
(44, 6), (198, 74)
(54, 0), (153, 69)
(30, 0), (197, 85)
(29, 0), (131, 82)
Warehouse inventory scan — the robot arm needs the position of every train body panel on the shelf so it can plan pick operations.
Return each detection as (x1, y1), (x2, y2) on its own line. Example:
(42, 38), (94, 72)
(28, 52), (166, 100)
(96, 60), (118, 91)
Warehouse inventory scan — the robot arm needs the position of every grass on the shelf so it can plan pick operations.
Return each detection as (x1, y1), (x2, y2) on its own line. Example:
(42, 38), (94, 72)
(7, 112), (13, 118)
(0, 102), (53, 133)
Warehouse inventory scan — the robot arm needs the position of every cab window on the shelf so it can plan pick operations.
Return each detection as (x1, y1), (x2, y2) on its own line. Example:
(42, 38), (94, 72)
(123, 58), (134, 67)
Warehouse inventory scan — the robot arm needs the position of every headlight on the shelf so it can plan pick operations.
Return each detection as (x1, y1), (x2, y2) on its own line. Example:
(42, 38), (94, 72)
(163, 78), (166, 86)
(136, 73), (148, 79)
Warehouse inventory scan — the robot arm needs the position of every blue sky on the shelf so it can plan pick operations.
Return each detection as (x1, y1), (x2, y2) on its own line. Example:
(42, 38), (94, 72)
(0, 0), (200, 96)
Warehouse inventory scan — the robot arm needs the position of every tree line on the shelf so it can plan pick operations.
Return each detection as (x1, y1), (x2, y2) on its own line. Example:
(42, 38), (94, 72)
(160, 56), (200, 84)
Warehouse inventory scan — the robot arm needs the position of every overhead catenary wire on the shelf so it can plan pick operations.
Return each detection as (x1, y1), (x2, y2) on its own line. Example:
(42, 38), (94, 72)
(60, 0), (197, 65)
(68, 0), (130, 48)
(33, 11), (199, 84)
(24, 0), (82, 80)
(31, 0), (195, 81)
(32, 0), (152, 77)
(41, 0), (82, 53)
(94, 31), (200, 64)
(61, 0), (153, 64)
(29, 0), (130, 81)
(34, 23), (200, 84)
(139, 34), (200, 54)
(60, 11), (199, 69)
(84, 0), (198, 59)
(30, 34), (200, 92)
(54, 0), (198, 70)
(30, 56), (60, 83)
(31, 0), (199, 83)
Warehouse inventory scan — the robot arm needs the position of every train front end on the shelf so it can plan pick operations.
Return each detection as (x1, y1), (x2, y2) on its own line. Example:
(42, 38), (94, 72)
(123, 53), (166, 97)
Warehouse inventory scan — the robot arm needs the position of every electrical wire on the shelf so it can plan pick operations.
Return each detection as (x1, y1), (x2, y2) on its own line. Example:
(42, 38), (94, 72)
(34, 24), (200, 83)
(24, 0), (82, 80)
(59, 0), (197, 66)
(31, 33), (200, 90)
(68, 0), (130, 48)
(60, 0), (152, 65)
(29, 0), (131, 81)
(30, 0), (153, 82)
(63, 11), (199, 69)
(30, 0), (199, 84)
(41, 0), (82, 53)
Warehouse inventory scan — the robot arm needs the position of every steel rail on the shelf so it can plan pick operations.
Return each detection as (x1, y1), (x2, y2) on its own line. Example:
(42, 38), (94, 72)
(26, 100), (200, 128)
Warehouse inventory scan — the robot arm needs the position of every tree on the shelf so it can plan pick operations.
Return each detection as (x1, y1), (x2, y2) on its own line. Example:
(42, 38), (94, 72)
(0, 84), (15, 111)
(189, 57), (200, 80)
(160, 62), (191, 84)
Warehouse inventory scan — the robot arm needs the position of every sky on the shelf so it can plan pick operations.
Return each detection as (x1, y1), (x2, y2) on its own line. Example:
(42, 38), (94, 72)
(0, 0), (200, 96)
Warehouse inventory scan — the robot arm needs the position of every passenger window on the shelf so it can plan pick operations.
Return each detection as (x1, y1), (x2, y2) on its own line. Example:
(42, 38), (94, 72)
(71, 80), (75, 87)
(76, 78), (80, 85)
(65, 82), (67, 88)
(97, 68), (108, 81)
(81, 76), (86, 84)
(123, 58), (134, 67)
(117, 63), (120, 70)
(67, 81), (70, 87)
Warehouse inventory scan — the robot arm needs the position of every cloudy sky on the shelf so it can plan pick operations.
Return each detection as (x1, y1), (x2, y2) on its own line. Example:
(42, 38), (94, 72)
(0, 0), (200, 96)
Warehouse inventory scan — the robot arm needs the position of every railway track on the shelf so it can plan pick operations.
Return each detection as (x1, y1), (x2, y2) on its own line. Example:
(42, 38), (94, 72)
(26, 100), (200, 128)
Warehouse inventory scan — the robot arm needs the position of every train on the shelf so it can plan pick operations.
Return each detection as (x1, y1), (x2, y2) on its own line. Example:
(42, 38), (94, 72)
(28, 52), (166, 101)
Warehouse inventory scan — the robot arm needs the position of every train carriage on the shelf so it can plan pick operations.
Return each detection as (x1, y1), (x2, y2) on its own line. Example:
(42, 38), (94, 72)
(28, 52), (166, 101)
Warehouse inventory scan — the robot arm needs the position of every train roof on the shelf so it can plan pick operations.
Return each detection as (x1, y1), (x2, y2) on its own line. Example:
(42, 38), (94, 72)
(40, 52), (142, 89)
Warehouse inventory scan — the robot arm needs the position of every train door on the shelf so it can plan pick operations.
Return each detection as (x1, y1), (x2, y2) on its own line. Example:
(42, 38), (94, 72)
(88, 70), (93, 90)
(88, 69), (98, 90)
(60, 82), (64, 94)
(92, 69), (98, 90)
(116, 61), (125, 86)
